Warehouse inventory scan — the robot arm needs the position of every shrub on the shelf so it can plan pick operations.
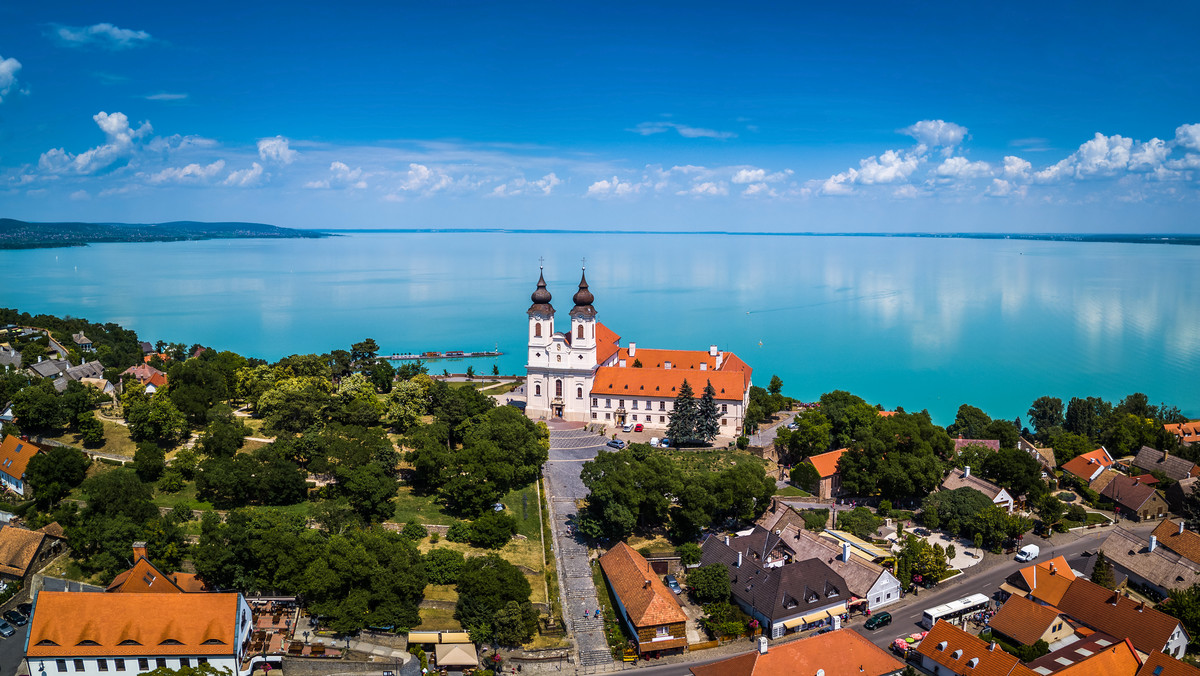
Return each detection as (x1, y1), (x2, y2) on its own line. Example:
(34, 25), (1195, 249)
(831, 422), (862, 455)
(878, 500), (893, 517)
(799, 509), (829, 532)
(133, 442), (165, 483)
(736, 436), (749, 450)
(401, 522), (428, 541)
(158, 469), (185, 493)
(677, 542), (702, 566)
(446, 521), (472, 542)
(430, 532), (440, 544)
(469, 511), (518, 549)
(425, 548), (466, 585)
(1066, 504), (1087, 522)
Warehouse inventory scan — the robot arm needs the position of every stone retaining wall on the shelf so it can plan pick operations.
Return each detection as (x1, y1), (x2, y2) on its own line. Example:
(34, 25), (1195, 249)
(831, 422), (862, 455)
(281, 656), (419, 676)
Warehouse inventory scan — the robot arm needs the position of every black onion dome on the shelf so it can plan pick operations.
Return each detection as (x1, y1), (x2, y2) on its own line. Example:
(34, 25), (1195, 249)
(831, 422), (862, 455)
(531, 270), (552, 305)
(572, 270), (594, 306)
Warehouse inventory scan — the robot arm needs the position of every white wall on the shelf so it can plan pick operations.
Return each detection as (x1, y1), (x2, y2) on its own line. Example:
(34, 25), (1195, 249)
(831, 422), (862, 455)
(28, 654), (237, 676)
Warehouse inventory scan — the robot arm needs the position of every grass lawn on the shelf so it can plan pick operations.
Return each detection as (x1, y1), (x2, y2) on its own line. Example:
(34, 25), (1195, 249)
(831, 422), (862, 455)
(44, 418), (138, 458)
(447, 380), (500, 390)
(391, 484), (455, 525)
(478, 381), (522, 395)
(661, 448), (767, 475)
(42, 555), (105, 586)
(423, 584), (458, 602)
(627, 534), (675, 557)
(501, 483), (542, 539)
(775, 485), (811, 497)
(414, 607), (461, 631)
(151, 479), (214, 511)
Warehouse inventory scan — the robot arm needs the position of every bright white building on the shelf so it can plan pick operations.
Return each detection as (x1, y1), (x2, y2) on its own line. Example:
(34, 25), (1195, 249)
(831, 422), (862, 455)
(524, 267), (752, 436)
(26, 591), (253, 676)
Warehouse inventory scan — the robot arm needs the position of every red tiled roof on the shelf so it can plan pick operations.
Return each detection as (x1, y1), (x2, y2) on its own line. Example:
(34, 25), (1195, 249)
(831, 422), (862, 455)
(809, 448), (848, 479)
(1100, 475), (1159, 511)
(1137, 651), (1200, 676)
(1054, 577), (1184, 654)
(595, 323), (622, 364)
(598, 542), (686, 628)
(1165, 421), (1200, 445)
(1054, 638), (1141, 676)
(987, 594), (1062, 646)
(593, 366), (747, 402)
(690, 628), (904, 676)
(27, 591), (241, 657)
(0, 526), (56, 577)
(1062, 449), (1113, 480)
(0, 434), (42, 481)
(1152, 519), (1200, 565)
(915, 620), (1036, 676)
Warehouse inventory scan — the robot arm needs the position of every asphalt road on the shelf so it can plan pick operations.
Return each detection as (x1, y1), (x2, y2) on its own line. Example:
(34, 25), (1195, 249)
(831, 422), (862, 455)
(0, 622), (30, 676)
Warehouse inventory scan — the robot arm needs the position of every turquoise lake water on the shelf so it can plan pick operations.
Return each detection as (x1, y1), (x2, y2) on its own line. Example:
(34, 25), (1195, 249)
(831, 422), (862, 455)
(2, 232), (1197, 424)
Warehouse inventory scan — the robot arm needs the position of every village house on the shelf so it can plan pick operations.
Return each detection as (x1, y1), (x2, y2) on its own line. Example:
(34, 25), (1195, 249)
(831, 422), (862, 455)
(1134, 446), (1200, 481)
(1150, 519), (1200, 566)
(72, 332), (94, 352)
(0, 522), (66, 586)
(700, 531), (851, 639)
(807, 448), (847, 499)
(1061, 448), (1115, 485)
(1018, 436), (1056, 475)
(1164, 421), (1200, 447)
(524, 267), (752, 436)
(953, 438), (1000, 454)
(598, 542), (688, 657)
(1091, 528), (1200, 597)
(0, 434), (42, 497)
(1137, 650), (1200, 676)
(122, 363), (168, 394)
(689, 628), (905, 676)
(0, 345), (20, 370)
(1025, 633), (1124, 674)
(1166, 478), (1198, 513)
(986, 593), (1075, 650)
(915, 620), (1037, 676)
(1101, 475), (1169, 521)
(107, 542), (209, 594)
(25, 591), (254, 676)
(999, 556), (1077, 603)
(940, 466), (1014, 512)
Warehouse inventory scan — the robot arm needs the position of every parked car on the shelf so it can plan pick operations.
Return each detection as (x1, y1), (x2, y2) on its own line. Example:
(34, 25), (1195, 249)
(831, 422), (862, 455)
(815, 626), (835, 635)
(0, 621), (14, 638)
(16, 603), (31, 617)
(863, 612), (892, 630)
(786, 422), (798, 430)
(634, 423), (644, 432)
(2, 610), (26, 626)
(661, 437), (671, 447)
(622, 422), (634, 432)
(664, 574), (682, 594)
(606, 439), (627, 449)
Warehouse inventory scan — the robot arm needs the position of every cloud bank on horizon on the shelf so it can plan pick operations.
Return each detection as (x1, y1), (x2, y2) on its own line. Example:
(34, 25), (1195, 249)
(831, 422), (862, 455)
(1, 4), (1198, 231)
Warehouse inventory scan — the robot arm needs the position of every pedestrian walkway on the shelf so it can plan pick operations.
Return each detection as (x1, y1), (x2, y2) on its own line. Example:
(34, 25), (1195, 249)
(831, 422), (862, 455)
(546, 426), (614, 672)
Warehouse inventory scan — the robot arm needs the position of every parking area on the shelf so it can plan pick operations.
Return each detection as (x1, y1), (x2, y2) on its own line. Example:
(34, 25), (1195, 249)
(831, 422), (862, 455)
(0, 620), (30, 676)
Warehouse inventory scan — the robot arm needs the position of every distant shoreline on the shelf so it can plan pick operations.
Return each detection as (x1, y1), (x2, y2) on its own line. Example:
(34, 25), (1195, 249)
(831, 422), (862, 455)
(0, 218), (331, 250)
(326, 228), (1200, 246)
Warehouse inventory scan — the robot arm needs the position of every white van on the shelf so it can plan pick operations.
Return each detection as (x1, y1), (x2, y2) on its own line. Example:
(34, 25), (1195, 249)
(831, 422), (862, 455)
(1015, 544), (1040, 562)
(650, 437), (660, 448)
(622, 422), (634, 432)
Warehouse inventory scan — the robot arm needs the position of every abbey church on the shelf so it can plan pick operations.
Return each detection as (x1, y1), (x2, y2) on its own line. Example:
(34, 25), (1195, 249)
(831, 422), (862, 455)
(524, 267), (752, 437)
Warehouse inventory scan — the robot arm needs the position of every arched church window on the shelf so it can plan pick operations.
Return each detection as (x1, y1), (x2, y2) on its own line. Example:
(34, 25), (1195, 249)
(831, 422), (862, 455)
(577, 324), (584, 339)
(535, 384), (541, 396)
(577, 387), (583, 398)
(535, 322), (542, 338)
(556, 380), (563, 397)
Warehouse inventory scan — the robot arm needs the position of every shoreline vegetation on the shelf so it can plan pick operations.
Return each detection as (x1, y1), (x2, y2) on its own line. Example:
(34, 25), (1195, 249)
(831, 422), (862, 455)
(0, 218), (329, 249)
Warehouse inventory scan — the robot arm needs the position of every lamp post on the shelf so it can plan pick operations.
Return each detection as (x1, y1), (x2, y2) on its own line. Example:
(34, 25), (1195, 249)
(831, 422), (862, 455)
(303, 631), (309, 645)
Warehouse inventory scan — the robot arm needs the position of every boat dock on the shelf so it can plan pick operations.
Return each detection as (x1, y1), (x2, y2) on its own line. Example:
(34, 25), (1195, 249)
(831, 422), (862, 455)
(385, 350), (503, 361)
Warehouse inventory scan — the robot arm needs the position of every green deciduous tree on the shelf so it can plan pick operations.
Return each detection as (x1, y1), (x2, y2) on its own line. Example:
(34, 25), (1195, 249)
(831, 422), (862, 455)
(11, 380), (65, 433)
(468, 511), (518, 549)
(25, 445), (91, 508)
(133, 442), (166, 482)
(1027, 396), (1065, 444)
(126, 393), (188, 445)
(689, 563), (731, 604)
(455, 555), (535, 642)
(424, 548), (466, 585)
(837, 507), (882, 539)
(947, 404), (992, 440)
(78, 411), (106, 447)
(1092, 551), (1116, 589)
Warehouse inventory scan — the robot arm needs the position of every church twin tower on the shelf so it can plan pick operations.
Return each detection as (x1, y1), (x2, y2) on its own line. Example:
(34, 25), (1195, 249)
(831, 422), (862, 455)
(525, 266), (601, 420)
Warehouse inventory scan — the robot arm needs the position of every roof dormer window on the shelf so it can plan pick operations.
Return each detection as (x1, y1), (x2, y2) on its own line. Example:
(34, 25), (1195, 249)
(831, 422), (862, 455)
(952, 649), (963, 659)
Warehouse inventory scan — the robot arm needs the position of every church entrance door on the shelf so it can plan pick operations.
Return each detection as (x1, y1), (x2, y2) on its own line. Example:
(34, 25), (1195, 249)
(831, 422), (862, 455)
(552, 405), (564, 418)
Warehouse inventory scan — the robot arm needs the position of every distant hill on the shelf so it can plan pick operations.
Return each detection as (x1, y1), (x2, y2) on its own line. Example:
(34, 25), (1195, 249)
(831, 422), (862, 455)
(0, 218), (328, 249)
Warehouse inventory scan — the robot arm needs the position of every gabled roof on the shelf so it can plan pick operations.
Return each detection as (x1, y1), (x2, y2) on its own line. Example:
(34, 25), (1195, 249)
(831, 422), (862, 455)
(915, 620), (1036, 676)
(1100, 475), (1160, 512)
(1151, 519), (1200, 565)
(1134, 447), (1198, 481)
(121, 363), (166, 384)
(1137, 651), (1200, 676)
(72, 332), (91, 345)
(1164, 421), (1200, 445)
(27, 591), (241, 658)
(1027, 633), (1123, 674)
(1090, 468), (1124, 494)
(809, 448), (847, 479)
(0, 525), (59, 577)
(689, 628), (904, 676)
(106, 557), (188, 594)
(593, 366), (747, 402)
(1052, 638), (1141, 676)
(1053, 577), (1185, 654)
(65, 360), (105, 381)
(988, 593), (1064, 646)
(701, 534), (850, 623)
(1097, 529), (1200, 592)
(1062, 449), (1114, 481)
(595, 323), (621, 365)
(598, 542), (686, 628)
(941, 468), (1009, 502)
(0, 434), (41, 481)
(28, 359), (69, 378)
(1019, 556), (1076, 605)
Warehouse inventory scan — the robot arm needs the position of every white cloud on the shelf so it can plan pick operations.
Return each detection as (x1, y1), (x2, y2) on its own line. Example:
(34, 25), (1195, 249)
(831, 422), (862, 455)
(38, 111), (153, 174)
(935, 156), (991, 179)
(1174, 124), (1200, 152)
(630, 121), (736, 140)
(222, 162), (264, 187)
(676, 181), (727, 197)
(902, 120), (969, 148)
(0, 55), (22, 104)
(305, 161), (367, 190)
(490, 172), (561, 197)
(144, 93), (188, 101)
(730, 166), (791, 185)
(52, 23), (152, 49)
(586, 176), (641, 197)
(1129, 138), (1169, 172)
(257, 136), (298, 164)
(397, 163), (452, 194)
(1035, 132), (1133, 182)
(892, 185), (919, 199)
(146, 160), (226, 184)
(1002, 156), (1032, 180)
(986, 178), (1027, 198)
(146, 134), (218, 154)
(69, 190), (90, 201)
(742, 183), (771, 196)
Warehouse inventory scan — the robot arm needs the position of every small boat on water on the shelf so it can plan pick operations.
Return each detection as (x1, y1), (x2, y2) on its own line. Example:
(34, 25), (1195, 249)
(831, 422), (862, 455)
(385, 349), (503, 361)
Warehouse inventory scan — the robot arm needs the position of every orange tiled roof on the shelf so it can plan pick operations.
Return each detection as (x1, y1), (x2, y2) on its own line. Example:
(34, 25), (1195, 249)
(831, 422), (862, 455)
(615, 347), (752, 392)
(0, 434), (42, 481)
(39, 522), (65, 538)
(689, 628), (904, 676)
(593, 366), (747, 402)
(1061, 449), (1113, 480)
(1152, 519), (1200, 565)
(596, 323), (621, 364)
(1054, 577), (1185, 655)
(1020, 556), (1076, 605)
(598, 542), (686, 628)
(121, 363), (167, 386)
(1055, 638), (1141, 676)
(987, 594), (1062, 646)
(915, 620), (1036, 676)
(0, 526), (54, 577)
(809, 448), (848, 479)
(107, 558), (185, 594)
(27, 591), (241, 658)
(1164, 421), (1200, 445)
(1137, 650), (1200, 676)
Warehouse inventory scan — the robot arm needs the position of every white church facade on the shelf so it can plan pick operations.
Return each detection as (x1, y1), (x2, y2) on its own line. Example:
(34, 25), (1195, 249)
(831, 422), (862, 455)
(524, 267), (752, 437)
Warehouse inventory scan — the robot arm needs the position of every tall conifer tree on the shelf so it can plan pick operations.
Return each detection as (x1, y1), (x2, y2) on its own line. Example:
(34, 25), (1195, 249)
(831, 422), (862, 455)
(696, 380), (720, 441)
(666, 379), (697, 447)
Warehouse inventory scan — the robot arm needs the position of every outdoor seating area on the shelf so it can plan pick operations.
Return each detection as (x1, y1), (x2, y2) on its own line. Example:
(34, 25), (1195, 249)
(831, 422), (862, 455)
(240, 598), (347, 663)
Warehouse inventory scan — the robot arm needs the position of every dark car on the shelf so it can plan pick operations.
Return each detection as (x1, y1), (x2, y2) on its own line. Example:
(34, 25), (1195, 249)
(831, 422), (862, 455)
(16, 603), (31, 617)
(863, 612), (892, 630)
(606, 439), (627, 449)
(2, 610), (26, 626)
(0, 621), (14, 638)
(664, 574), (682, 594)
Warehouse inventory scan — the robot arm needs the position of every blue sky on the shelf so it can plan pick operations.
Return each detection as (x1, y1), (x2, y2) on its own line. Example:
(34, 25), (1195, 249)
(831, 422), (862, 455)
(1, 1), (1198, 232)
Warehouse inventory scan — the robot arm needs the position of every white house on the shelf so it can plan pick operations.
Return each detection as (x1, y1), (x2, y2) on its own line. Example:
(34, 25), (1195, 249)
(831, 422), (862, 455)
(0, 435), (41, 497)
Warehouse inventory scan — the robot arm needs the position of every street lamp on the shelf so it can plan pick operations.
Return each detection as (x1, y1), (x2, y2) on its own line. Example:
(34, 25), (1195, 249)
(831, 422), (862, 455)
(303, 631), (309, 645)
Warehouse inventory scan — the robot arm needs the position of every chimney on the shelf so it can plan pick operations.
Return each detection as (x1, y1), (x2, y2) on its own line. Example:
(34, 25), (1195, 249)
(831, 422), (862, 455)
(37, 355), (43, 363)
(1181, 521), (1186, 535)
(1150, 535), (1158, 553)
(132, 541), (148, 561)
(709, 345), (719, 357)
(715, 353), (723, 369)
(1138, 601), (1146, 613)
(757, 636), (768, 655)
(725, 535), (731, 546)
(1049, 563), (1057, 575)
(842, 542), (851, 563)
(643, 580), (650, 589)
(737, 551), (743, 568)
(989, 642), (997, 652)
(628, 343), (636, 358)
(964, 466), (971, 478)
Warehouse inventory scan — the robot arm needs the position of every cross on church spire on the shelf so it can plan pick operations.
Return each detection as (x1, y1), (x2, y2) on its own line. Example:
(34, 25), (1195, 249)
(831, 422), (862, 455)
(581, 256), (586, 270)
(538, 256), (544, 269)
